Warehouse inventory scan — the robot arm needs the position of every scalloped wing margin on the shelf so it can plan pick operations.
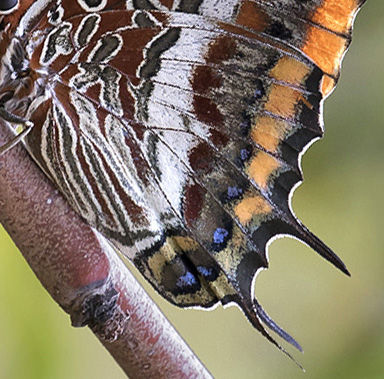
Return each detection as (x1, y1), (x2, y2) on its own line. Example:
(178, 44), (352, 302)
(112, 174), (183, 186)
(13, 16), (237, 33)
(14, 0), (366, 355)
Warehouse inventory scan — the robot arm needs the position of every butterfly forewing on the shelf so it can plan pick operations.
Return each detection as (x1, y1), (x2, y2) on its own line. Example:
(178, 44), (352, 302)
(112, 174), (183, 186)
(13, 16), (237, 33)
(0, 0), (366, 352)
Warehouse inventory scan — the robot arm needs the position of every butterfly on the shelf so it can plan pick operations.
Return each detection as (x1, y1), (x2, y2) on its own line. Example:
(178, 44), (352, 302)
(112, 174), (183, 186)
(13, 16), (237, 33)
(0, 0), (367, 356)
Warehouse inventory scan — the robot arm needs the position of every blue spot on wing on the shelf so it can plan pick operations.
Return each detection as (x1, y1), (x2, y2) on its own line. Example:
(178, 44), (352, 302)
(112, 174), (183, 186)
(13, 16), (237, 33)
(240, 148), (250, 161)
(227, 186), (243, 200)
(213, 228), (229, 244)
(176, 271), (198, 288)
(197, 266), (218, 281)
(211, 227), (231, 252)
(197, 266), (213, 277)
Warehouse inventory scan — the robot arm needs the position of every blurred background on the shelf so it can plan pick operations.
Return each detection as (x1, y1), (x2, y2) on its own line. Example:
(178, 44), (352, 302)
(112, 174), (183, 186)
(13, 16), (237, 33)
(0, 2), (383, 378)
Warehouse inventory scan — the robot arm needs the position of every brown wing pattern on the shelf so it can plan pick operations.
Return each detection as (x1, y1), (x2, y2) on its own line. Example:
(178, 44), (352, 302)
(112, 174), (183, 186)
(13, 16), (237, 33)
(0, 0), (367, 355)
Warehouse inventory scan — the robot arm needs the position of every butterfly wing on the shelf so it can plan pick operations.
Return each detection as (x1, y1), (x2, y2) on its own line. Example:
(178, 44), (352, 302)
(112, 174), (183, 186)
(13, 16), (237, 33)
(170, 0), (367, 96)
(4, 0), (366, 351)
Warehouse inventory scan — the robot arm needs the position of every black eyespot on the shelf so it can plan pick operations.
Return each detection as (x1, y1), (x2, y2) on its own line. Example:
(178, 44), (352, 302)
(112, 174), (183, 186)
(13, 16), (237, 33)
(0, 0), (18, 13)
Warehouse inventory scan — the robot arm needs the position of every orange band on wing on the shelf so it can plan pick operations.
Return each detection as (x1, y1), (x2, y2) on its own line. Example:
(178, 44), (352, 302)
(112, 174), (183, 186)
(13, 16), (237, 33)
(321, 75), (336, 97)
(234, 195), (272, 225)
(264, 84), (301, 119)
(247, 151), (281, 190)
(311, 0), (362, 35)
(251, 116), (290, 153)
(302, 26), (346, 79)
(270, 56), (312, 86)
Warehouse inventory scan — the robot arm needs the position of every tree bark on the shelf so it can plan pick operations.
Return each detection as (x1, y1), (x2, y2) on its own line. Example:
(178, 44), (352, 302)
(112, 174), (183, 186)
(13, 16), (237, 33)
(0, 123), (212, 379)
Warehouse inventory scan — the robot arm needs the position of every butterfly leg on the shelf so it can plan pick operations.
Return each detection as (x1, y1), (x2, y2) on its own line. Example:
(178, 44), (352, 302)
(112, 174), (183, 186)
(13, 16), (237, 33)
(0, 105), (34, 155)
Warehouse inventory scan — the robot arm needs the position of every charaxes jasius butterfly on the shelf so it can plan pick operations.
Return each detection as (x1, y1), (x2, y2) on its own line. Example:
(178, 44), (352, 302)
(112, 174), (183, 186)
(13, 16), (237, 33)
(0, 0), (367, 355)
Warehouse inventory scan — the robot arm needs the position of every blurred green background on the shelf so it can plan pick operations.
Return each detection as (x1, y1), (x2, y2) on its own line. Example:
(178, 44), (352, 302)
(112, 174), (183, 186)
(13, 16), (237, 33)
(0, 2), (383, 378)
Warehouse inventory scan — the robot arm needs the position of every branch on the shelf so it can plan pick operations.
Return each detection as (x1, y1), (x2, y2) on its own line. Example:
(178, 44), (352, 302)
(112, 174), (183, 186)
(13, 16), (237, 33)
(0, 123), (212, 378)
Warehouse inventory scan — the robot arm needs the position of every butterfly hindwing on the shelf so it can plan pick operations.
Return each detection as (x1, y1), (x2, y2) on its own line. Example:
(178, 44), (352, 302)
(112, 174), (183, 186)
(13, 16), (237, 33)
(0, 0), (366, 351)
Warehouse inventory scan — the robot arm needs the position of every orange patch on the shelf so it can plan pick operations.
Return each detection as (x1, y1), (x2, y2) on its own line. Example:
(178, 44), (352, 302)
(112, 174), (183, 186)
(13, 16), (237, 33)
(310, 0), (361, 35)
(270, 56), (311, 86)
(236, 0), (269, 32)
(234, 195), (272, 225)
(251, 116), (289, 152)
(264, 84), (301, 119)
(248, 151), (280, 189)
(321, 75), (337, 97)
(302, 26), (347, 78)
